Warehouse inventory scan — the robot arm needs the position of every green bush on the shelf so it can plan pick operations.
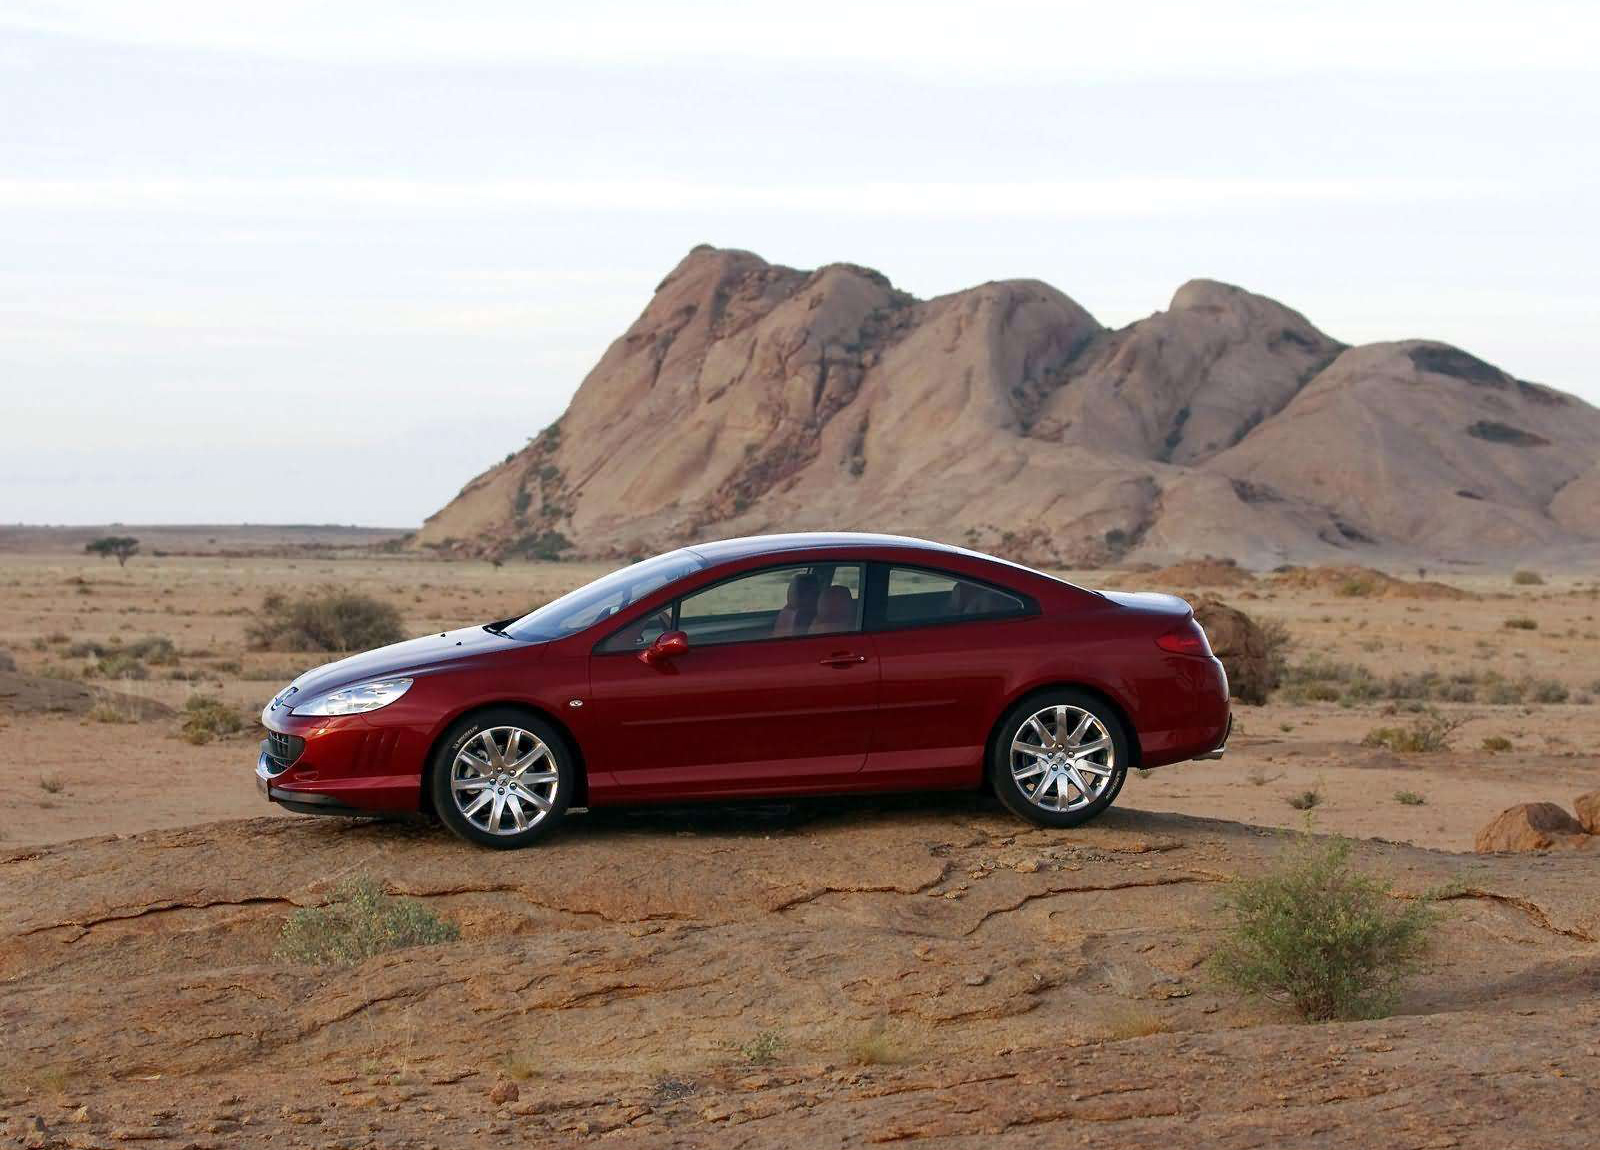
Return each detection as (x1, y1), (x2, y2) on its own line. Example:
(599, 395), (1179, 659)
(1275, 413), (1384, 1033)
(248, 588), (404, 652)
(1210, 839), (1436, 1021)
(179, 694), (247, 744)
(274, 875), (459, 965)
(1361, 710), (1467, 753)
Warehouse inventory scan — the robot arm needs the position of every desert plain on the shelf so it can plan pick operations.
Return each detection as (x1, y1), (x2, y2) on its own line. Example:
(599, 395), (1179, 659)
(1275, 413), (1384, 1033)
(1, 527), (1597, 1148)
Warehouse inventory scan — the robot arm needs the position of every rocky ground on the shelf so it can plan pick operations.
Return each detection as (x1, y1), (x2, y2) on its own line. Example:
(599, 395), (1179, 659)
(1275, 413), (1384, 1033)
(1, 539), (1598, 1146)
(3, 801), (1597, 1148)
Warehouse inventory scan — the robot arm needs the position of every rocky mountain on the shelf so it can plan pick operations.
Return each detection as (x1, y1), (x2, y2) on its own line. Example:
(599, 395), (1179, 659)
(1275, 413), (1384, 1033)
(417, 246), (1600, 567)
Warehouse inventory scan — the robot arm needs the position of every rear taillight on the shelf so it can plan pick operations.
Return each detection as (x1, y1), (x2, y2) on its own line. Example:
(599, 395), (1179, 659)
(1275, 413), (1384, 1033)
(1156, 621), (1213, 657)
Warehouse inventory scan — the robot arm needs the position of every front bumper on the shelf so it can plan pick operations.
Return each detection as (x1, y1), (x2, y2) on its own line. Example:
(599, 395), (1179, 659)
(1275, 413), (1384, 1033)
(257, 743), (367, 815)
(255, 707), (427, 814)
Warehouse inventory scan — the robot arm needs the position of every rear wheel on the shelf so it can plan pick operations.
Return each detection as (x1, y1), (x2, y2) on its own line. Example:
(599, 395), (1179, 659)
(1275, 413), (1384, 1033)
(988, 689), (1129, 827)
(429, 707), (574, 849)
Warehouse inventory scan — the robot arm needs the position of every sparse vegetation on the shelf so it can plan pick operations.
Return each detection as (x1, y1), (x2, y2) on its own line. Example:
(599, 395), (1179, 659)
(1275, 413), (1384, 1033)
(1210, 838), (1436, 1021)
(178, 694), (248, 744)
(1503, 616), (1538, 630)
(1393, 790), (1427, 806)
(88, 698), (141, 724)
(737, 1030), (785, 1066)
(1362, 710), (1469, 753)
(1286, 788), (1322, 811)
(39, 774), (65, 794)
(500, 1047), (541, 1082)
(274, 875), (459, 965)
(846, 1020), (908, 1066)
(1511, 570), (1544, 586)
(1481, 735), (1513, 753)
(248, 588), (404, 652)
(1098, 1003), (1173, 1040)
(1279, 658), (1565, 707)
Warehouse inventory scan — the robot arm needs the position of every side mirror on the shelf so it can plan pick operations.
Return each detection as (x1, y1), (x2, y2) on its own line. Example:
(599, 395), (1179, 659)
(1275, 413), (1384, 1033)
(639, 629), (689, 667)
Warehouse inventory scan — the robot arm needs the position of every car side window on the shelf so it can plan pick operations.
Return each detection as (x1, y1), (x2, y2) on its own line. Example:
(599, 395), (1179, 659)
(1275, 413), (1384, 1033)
(676, 563), (865, 646)
(882, 566), (1026, 627)
(596, 606), (673, 653)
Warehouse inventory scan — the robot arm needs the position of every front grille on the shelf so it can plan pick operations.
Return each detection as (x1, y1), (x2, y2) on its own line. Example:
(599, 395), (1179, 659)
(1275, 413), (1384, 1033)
(263, 730), (305, 774)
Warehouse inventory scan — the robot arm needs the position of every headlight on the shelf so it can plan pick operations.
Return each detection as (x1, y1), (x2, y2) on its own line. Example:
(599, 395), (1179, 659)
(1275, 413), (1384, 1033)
(291, 677), (413, 717)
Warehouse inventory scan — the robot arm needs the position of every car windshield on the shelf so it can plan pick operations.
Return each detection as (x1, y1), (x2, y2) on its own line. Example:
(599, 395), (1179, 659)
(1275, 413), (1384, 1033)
(502, 549), (707, 642)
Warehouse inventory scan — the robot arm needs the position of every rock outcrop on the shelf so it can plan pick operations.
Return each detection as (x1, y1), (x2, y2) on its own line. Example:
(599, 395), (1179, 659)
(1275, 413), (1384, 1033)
(1190, 597), (1278, 705)
(418, 246), (1600, 567)
(1475, 802), (1597, 853)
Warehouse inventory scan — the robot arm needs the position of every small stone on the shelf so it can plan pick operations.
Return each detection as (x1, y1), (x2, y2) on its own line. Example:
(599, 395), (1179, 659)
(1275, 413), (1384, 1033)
(1014, 859), (1041, 873)
(963, 972), (989, 986)
(69, 1105), (93, 1124)
(487, 1078), (519, 1106)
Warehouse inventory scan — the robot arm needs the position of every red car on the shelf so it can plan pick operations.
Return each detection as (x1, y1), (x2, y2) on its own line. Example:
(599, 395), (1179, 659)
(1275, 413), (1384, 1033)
(257, 533), (1230, 848)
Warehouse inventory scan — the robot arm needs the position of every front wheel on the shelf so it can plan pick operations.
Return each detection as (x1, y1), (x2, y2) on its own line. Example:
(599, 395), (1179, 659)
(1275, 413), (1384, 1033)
(429, 708), (574, 849)
(988, 690), (1129, 827)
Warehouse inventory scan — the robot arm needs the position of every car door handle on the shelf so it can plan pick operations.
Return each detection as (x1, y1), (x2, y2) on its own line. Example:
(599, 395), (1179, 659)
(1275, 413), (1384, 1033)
(819, 652), (867, 667)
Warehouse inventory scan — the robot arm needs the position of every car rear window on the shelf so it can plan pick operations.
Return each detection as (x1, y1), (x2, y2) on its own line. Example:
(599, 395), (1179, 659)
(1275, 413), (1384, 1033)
(883, 566), (1027, 627)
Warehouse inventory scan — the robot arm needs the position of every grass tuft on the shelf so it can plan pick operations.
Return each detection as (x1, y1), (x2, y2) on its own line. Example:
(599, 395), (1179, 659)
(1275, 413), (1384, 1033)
(274, 875), (460, 965)
(737, 1030), (785, 1066)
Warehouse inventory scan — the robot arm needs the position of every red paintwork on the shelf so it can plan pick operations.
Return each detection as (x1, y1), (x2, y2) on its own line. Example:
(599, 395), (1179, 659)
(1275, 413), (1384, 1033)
(259, 534), (1229, 814)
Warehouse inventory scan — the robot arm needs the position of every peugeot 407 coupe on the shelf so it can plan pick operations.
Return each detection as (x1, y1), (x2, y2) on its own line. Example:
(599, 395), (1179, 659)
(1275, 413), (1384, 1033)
(256, 533), (1230, 849)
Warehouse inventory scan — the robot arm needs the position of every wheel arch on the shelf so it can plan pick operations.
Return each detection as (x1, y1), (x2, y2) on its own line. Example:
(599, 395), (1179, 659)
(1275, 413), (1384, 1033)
(983, 681), (1143, 783)
(419, 699), (588, 816)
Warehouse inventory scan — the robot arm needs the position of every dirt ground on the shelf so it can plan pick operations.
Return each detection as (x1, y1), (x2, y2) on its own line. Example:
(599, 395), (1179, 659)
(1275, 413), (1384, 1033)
(1, 537), (1596, 851)
(1, 531), (1597, 1147)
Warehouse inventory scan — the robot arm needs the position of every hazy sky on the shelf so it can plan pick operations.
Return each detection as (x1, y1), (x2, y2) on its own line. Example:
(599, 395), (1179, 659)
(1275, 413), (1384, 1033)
(3, 1), (1597, 527)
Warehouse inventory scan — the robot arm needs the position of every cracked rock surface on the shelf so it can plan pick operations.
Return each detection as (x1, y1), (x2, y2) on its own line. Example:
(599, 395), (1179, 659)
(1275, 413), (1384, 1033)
(3, 797), (1597, 1147)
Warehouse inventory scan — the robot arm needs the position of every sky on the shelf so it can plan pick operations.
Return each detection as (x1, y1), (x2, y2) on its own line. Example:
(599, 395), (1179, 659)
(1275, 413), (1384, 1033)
(2, 1), (1597, 527)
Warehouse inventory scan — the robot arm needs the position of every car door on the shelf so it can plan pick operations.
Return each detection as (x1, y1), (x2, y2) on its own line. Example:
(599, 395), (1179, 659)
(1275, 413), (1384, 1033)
(586, 562), (879, 796)
(861, 562), (1036, 784)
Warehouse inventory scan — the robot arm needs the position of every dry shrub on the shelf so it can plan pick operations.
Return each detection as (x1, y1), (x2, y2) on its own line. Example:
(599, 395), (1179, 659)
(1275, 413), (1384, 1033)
(1511, 570), (1544, 586)
(847, 1019), (910, 1066)
(179, 694), (247, 744)
(1362, 711), (1469, 753)
(1210, 839), (1436, 1021)
(275, 875), (459, 965)
(248, 588), (404, 652)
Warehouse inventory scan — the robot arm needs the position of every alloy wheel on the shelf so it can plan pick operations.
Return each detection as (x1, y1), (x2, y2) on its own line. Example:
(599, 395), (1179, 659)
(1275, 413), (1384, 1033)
(449, 725), (559, 836)
(1009, 704), (1116, 812)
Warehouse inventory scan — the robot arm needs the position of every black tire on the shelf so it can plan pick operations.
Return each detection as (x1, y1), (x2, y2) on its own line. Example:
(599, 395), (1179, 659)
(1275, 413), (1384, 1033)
(988, 688), (1130, 828)
(429, 707), (575, 849)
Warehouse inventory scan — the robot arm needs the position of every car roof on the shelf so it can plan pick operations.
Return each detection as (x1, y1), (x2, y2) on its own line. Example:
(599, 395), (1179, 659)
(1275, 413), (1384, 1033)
(684, 532), (970, 563)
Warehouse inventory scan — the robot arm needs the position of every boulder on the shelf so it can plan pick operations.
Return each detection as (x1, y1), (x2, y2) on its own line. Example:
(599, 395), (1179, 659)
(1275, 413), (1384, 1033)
(1474, 803), (1593, 853)
(1574, 791), (1600, 836)
(1190, 597), (1276, 705)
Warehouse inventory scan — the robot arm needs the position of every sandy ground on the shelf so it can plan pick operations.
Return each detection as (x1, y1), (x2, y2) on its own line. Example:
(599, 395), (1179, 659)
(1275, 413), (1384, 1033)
(1, 538), (1596, 851)
(2, 531), (1598, 1147)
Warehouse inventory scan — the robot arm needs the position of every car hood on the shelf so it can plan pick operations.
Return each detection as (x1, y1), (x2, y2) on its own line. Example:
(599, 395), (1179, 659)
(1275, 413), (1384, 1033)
(269, 625), (534, 713)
